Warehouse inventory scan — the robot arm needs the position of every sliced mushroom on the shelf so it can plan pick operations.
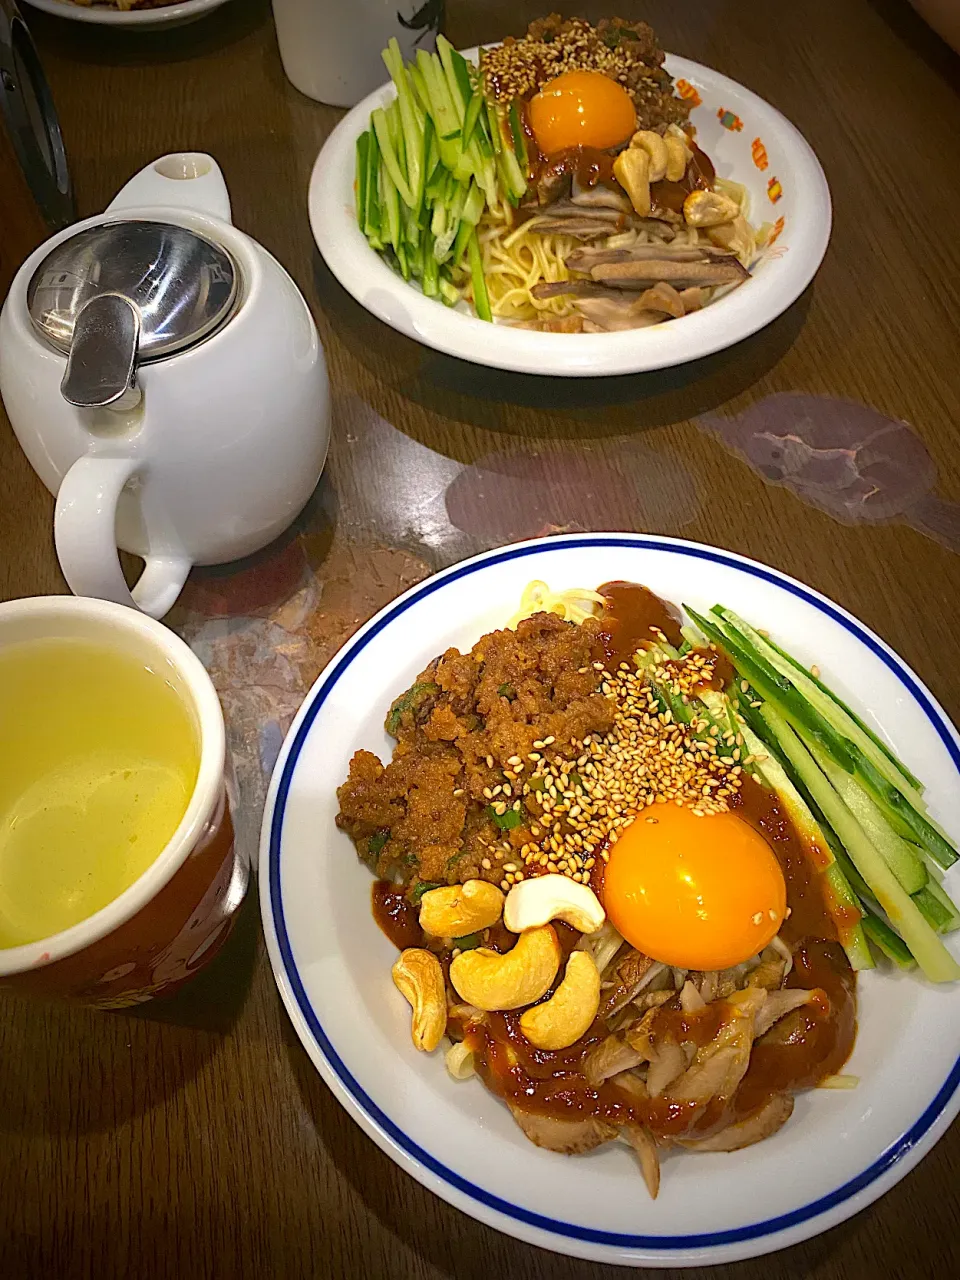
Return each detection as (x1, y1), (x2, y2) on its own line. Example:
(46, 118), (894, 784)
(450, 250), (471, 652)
(535, 200), (627, 225)
(525, 216), (623, 240)
(621, 1124), (661, 1198)
(509, 1105), (618, 1154)
(570, 176), (633, 214)
(536, 168), (572, 206)
(530, 280), (621, 301)
(566, 243), (736, 271)
(646, 1037), (687, 1098)
(600, 949), (657, 1017)
(590, 258), (749, 289)
(677, 1093), (795, 1152)
(583, 1032), (646, 1086)
(754, 987), (821, 1039)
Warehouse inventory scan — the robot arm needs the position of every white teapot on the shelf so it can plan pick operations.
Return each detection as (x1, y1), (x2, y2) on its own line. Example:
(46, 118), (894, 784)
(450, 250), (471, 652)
(0, 153), (329, 618)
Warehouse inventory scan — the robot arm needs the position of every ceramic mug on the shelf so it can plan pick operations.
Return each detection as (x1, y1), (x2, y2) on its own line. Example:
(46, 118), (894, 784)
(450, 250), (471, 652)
(0, 595), (246, 1007)
(271, 0), (444, 106)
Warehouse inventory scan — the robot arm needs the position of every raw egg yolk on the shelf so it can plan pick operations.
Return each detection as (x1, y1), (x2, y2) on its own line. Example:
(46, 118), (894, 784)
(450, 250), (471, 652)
(602, 805), (787, 972)
(528, 70), (638, 156)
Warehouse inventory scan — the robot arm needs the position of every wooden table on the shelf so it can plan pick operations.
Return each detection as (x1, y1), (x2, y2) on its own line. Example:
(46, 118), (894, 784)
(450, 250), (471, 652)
(2, 1), (960, 1275)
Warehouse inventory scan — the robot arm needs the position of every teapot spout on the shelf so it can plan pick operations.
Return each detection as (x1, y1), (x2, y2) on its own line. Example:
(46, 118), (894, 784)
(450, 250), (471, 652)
(107, 154), (232, 224)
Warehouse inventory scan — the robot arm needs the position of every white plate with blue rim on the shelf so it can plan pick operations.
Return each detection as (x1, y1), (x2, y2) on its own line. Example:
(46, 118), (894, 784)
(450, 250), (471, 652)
(308, 51), (830, 377)
(260, 533), (960, 1267)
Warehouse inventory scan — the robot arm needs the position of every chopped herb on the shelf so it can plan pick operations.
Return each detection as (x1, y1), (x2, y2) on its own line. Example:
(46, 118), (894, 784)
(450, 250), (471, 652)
(445, 849), (470, 872)
(368, 830), (389, 855)
(528, 776), (546, 792)
(497, 682), (516, 700)
(410, 880), (442, 905)
(386, 681), (439, 735)
(489, 805), (522, 830)
(455, 932), (482, 950)
(570, 772), (583, 790)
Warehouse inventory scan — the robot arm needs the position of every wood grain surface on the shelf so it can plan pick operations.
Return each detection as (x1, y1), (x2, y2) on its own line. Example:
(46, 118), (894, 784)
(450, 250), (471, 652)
(2, 1), (960, 1276)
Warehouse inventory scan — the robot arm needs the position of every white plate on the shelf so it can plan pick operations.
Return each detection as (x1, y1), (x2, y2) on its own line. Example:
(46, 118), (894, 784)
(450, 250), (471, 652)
(309, 52), (831, 377)
(22, 0), (231, 27)
(260, 533), (960, 1267)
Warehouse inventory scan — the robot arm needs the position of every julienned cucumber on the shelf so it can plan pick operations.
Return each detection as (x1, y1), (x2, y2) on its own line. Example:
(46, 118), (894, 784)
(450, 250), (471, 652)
(354, 36), (527, 315)
(691, 606), (958, 871)
(753, 701), (960, 983)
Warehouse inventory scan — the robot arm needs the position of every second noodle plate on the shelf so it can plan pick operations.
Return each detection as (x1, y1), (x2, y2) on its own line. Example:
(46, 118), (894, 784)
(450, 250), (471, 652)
(309, 50), (831, 377)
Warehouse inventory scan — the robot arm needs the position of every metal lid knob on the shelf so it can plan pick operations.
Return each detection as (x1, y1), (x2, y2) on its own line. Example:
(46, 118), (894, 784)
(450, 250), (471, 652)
(27, 218), (239, 408)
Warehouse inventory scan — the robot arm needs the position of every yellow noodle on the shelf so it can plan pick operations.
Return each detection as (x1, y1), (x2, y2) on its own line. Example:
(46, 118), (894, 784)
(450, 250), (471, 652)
(507, 581), (606, 629)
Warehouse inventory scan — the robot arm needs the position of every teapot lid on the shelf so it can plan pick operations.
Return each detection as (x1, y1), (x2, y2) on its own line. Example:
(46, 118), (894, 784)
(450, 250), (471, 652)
(27, 218), (239, 362)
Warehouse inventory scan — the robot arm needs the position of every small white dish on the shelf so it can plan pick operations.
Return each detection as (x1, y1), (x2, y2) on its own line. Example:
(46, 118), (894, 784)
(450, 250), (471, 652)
(309, 51), (831, 377)
(260, 533), (960, 1267)
(21, 0), (231, 28)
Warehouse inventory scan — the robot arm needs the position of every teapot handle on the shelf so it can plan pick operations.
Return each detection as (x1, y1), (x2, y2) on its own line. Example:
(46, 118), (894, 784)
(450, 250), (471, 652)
(54, 455), (191, 619)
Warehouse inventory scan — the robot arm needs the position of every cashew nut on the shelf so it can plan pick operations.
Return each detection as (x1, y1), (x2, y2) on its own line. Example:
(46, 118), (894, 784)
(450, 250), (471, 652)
(392, 948), (446, 1052)
(419, 880), (504, 938)
(683, 189), (740, 227)
(664, 135), (690, 182)
(449, 925), (561, 1011)
(629, 130), (669, 182)
(519, 951), (601, 1050)
(503, 874), (605, 935)
(613, 147), (651, 217)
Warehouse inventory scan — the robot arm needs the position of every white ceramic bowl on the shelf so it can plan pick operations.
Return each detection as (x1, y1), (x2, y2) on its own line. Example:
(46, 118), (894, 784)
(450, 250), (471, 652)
(261, 533), (960, 1267)
(21, 0), (231, 28)
(309, 52), (831, 377)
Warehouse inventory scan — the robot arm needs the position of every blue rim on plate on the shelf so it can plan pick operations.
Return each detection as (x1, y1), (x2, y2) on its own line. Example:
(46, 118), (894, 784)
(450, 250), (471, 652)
(265, 534), (960, 1251)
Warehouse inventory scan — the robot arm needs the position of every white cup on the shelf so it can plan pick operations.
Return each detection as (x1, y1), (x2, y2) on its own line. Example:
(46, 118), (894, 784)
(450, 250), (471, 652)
(271, 0), (443, 107)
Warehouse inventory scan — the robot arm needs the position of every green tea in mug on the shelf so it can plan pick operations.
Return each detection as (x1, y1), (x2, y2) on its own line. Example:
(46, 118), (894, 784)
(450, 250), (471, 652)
(0, 638), (200, 947)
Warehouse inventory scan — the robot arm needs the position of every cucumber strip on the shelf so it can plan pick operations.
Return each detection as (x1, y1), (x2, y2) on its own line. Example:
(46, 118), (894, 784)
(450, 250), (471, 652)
(694, 607), (959, 871)
(417, 51), (459, 153)
(372, 107), (413, 208)
(382, 39), (423, 209)
(508, 99), (529, 170)
(466, 229), (492, 322)
(913, 886), (954, 933)
(755, 701), (960, 982)
(862, 915), (915, 968)
(452, 216), (473, 264)
(355, 131), (369, 226)
(812, 745), (928, 895)
(461, 83), (484, 148)
(409, 62), (431, 114)
(438, 276), (461, 306)
(433, 181), (468, 262)
(379, 157), (401, 253)
(713, 607), (924, 805)
(421, 230), (440, 298)
(823, 864), (874, 970)
(761, 628), (923, 792)
(460, 179), (485, 227)
(918, 865), (960, 932)
(436, 35), (467, 122)
(364, 128), (383, 246)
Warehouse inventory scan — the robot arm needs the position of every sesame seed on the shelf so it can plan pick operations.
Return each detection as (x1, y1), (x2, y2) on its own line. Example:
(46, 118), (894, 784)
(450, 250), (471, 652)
(481, 858), (491, 870)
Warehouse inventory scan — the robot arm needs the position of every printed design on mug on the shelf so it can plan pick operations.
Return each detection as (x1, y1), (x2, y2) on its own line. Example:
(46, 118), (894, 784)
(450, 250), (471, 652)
(767, 176), (783, 203)
(398, 0), (444, 45)
(751, 137), (769, 170)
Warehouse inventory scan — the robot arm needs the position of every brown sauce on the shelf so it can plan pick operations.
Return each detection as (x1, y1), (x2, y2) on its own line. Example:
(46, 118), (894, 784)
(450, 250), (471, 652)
(595, 580), (685, 662)
(372, 881), (422, 950)
(534, 144), (618, 190)
(372, 582), (857, 1147)
(650, 143), (716, 213)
